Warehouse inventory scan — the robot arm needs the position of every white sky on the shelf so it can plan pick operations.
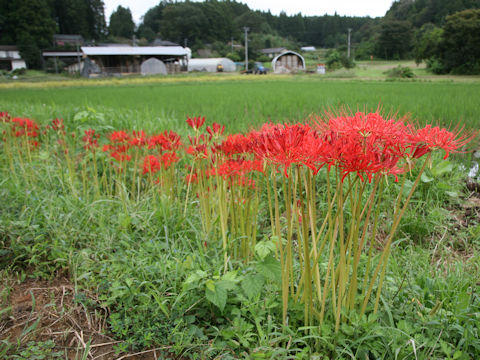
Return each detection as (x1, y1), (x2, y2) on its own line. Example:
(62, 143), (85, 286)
(103, 0), (394, 25)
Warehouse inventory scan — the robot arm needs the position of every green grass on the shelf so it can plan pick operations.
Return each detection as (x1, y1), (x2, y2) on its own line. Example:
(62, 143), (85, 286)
(1, 78), (480, 133)
(1, 76), (479, 359)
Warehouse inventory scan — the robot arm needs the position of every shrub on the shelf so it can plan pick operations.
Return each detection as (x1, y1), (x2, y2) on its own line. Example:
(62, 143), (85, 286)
(384, 65), (415, 78)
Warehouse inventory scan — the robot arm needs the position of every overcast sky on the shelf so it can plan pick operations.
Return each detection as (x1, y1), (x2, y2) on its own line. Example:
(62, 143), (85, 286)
(103, 0), (394, 25)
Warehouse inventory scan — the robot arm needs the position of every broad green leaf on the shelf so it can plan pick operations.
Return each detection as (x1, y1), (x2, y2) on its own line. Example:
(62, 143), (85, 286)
(255, 240), (276, 259)
(205, 281), (228, 311)
(222, 271), (239, 283)
(421, 172), (434, 183)
(205, 279), (215, 292)
(256, 255), (281, 283)
(242, 273), (265, 299)
(431, 161), (453, 177)
(445, 191), (459, 198)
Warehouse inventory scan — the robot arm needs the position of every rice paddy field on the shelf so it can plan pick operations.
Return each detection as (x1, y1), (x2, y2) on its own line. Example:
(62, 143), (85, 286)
(1, 74), (480, 359)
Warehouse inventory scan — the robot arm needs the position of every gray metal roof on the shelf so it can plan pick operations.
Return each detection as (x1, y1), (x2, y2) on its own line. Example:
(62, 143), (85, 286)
(43, 51), (83, 57)
(81, 46), (188, 56)
(260, 47), (287, 54)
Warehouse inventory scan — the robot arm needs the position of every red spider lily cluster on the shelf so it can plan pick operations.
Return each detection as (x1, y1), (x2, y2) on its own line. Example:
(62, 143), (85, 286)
(1, 109), (477, 329)
(1, 110), (475, 186)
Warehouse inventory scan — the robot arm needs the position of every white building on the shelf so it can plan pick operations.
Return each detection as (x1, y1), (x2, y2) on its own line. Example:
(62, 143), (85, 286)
(0, 46), (27, 71)
(187, 58), (236, 72)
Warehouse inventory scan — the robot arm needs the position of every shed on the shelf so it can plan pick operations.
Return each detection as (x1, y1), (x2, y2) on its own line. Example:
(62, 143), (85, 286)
(188, 58), (236, 72)
(0, 46), (27, 71)
(271, 51), (306, 73)
(141, 58), (167, 75)
(81, 46), (188, 76)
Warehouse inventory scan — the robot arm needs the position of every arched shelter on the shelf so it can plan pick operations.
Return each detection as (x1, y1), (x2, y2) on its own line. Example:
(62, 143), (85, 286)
(271, 51), (306, 73)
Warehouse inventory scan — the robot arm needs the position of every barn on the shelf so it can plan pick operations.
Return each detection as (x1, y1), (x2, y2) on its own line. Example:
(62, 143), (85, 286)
(271, 51), (306, 74)
(81, 46), (189, 76)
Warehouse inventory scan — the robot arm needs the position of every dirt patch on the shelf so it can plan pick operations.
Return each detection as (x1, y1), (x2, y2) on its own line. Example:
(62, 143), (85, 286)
(0, 276), (178, 359)
(0, 276), (121, 358)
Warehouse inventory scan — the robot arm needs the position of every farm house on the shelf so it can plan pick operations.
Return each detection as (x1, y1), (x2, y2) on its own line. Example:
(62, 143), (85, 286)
(271, 51), (306, 73)
(0, 46), (26, 71)
(188, 58), (236, 72)
(80, 46), (189, 76)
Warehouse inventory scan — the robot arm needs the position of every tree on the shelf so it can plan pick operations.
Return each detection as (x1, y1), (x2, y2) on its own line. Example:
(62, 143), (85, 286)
(109, 5), (135, 38)
(86, 0), (107, 40)
(52, 0), (106, 40)
(376, 20), (413, 59)
(414, 23), (442, 64)
(0, 0), (57, 68)
(440, 9), (480, 74)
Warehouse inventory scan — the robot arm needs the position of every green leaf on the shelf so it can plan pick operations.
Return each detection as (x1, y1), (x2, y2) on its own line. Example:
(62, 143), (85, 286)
(255, 240), (276, 259)
(222, 271), (239, 283)
(242, 273), (265, 299)
(256, 255), (281, 283)
(205, 281), (228, 311)
(431, 161), (453, 177)
(183, 270), (207, 290)
(205, 279), (215, 292)
(421, 172), (434, 183)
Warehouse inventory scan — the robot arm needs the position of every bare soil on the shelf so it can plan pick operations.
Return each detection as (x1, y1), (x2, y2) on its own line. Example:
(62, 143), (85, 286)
(0, 276), (172, 359)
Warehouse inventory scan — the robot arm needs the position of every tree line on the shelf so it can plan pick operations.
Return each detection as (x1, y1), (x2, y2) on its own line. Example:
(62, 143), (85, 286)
(0, 0), (479, 73)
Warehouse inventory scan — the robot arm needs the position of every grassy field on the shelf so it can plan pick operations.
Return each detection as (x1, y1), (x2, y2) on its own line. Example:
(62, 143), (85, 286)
(1, 75), (480, 359)
(1, 76), (480, 132)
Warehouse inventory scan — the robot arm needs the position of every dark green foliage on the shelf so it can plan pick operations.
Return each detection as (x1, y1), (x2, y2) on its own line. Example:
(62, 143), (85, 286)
(414, 23), (443, 64)
(440, 9), (480, 74)
(51, 0), (106, 40)
(376, 20), (413, 59)
(0, 0), (56, 68)
(109, 5), (135, 39)
(384, 0), (480, 27)
(326, 49), (356, 70)
(384, 65), (415, 78)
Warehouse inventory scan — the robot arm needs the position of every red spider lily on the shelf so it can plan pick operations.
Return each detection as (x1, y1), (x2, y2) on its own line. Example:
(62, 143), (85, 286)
(312, 112), (414, 182)
(0, 112), (11, 122)
(160, 151), (179, 169)
(252, 123), (314, 177)
(186, 116), (205, 131)
(110, 151), (131, 162)
(206, 122), (225, 139)
(103, 143), (131, 162)
(129, 130), (147, 147)
(10, 117), (40, 138)
(51, 118), (65, 132)
(142, 151), (179, 175)
(82, 129), (100, 151)
(143, 155), (161, 174)
(187, 134), (209, 158)
(219, 133), (252, 156)
(108, 130), (130, 143)
(216, 158), (264, 179)
(409, 124), (476, 160)
(148, 130), (182, 151)
(185, 172), (198, 184)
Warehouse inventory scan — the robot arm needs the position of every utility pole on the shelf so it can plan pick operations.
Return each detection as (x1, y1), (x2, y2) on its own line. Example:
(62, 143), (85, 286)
(243, 27), (249, 71)
(231, 37), (234, 53)
(347, 28), (352, 58)
(76, 39), (81, 74)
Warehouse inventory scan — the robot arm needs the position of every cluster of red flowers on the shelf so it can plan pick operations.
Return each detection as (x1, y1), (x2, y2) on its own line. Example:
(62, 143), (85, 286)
(100, 129), (182, 176)
(1, 110), (475, 185)
(1, 113), (41, 148)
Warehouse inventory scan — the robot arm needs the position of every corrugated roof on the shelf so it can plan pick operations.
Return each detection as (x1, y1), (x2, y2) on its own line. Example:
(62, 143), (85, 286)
(43, 52), (82, 57)
(81, 46), (188, 56)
